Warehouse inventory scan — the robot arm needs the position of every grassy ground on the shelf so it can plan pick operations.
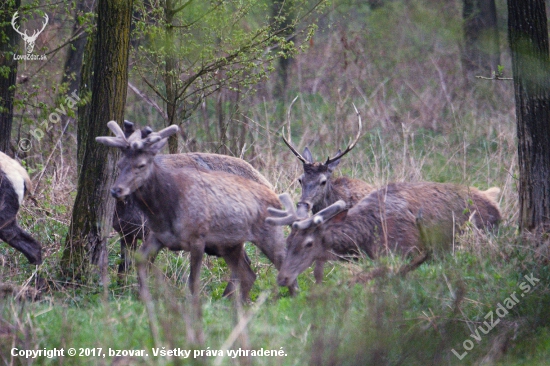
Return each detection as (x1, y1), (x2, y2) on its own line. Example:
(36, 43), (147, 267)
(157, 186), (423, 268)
(2, 104), (550, 365)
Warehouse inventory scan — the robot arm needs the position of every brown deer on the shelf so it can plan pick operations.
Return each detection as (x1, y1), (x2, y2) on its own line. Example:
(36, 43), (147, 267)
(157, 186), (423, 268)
(0, 151), (42, 264)
(283, 104), (374, 220)
(283, 104), (374, 281)
(268, 182), (501, 288)
(113, 121), (273, 285)
(97, 121), (295, 300)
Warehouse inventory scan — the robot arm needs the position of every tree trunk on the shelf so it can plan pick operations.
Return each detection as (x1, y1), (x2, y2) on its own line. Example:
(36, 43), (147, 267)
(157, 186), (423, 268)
(462, 0), (500, 80)
(272, 0), (295, 113)
(164, 0), (179, 153)
(508, 0), (550, 232)
(0, 0), (21, 155)
(62, 0), (133, 279)
(61, 0), (94, 97)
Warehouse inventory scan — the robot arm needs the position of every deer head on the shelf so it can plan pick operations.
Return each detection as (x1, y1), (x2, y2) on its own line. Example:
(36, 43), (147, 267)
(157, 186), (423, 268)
(96, 121), (179, 199)
(267, 194), (347, 287)
(11, 11), (49, 54)
(283, 103), (362, 219)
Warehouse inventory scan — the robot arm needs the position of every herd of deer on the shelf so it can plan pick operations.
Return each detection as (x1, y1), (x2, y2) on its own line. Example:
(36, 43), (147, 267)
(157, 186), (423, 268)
(0, 107), (501, 301)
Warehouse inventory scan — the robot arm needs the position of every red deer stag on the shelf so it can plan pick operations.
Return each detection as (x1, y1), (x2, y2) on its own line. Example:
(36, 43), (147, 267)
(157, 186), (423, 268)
(268, 182), (501, 288)
(283, 104), (374, 281)
(0, 151), (42, 264)
(97, 122), (295, 300)
(113, 121), (272, 286)
(283, 104), (374, 220)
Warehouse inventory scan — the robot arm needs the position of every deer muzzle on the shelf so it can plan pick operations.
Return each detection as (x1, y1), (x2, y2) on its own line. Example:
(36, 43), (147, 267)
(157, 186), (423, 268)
(110, 186), (129, 200)
(296, 201), (311, 220)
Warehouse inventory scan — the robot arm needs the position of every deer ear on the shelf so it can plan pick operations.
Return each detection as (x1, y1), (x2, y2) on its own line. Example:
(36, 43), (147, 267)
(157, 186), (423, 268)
(141, 126), (153, 138)
(123, 120), (135, 136)
(303, 147), (314, 164)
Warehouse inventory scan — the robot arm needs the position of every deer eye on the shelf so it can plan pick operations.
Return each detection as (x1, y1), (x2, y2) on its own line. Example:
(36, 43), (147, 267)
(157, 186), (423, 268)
(298, 175), (304, 185)
(305, 241), (313, 248)
(320, 178), (327, 186)
(137, 163), (146, 170)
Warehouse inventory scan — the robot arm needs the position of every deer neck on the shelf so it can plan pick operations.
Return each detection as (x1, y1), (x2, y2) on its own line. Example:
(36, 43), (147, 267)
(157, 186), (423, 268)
(133, 162), (179, 227)
(313, 178), (339, 214)
(323, 214), (376, 259)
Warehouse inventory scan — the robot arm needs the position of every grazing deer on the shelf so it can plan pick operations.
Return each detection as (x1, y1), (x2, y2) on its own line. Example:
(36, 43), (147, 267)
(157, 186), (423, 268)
(97, 122), (294, 300)
(0, 151), (42, 264)
(113, 121), (273, 283)
(268, 182), (501, 288)
(283, 105), (374, 220)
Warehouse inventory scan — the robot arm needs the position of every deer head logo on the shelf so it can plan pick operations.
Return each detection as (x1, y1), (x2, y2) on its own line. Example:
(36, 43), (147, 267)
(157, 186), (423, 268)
(11, 11), (49, 54)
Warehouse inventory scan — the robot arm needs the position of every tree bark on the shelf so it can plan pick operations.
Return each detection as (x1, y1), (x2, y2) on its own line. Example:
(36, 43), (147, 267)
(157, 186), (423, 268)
(62, 0), (133, 279)
(61, 0), (94, 96)
(462, 0), (500, 80)
(508, 0), (550, 232)
(272, 0), (295, 102)
(164, 0), (179, 153)
(0, 0), (21, 155)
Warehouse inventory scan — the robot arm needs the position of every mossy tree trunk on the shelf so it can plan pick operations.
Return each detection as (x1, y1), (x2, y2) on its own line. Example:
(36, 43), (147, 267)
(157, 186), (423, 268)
(60, 0), (94, 97)
(272, 0), (295, 121)
(61, 0), (133, 280)
(508, 0), (550, 232)
(462, 0), (500, 81)
(0, 0), (21, 155)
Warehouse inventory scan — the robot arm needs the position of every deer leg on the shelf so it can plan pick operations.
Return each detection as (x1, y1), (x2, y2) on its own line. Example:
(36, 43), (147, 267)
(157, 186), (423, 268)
(135, 235), (162, 346)
(221, 245), (252, 297)
(314, 260), (325, 284)
(188, 242), (205, 296)
(222, 245), (256, 301)
(136, 236), (163, 296)
(0, 220), (42, 265)
(118, 232), (137, 275)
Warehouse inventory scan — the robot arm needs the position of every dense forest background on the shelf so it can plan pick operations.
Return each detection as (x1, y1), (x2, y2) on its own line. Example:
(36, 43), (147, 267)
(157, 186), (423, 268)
(1, 0), (550, 365)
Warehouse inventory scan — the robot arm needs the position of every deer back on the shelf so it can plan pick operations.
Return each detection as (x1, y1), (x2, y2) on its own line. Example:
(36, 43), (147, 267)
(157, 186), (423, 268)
(328, 176), (374, 211)
(344, 182), (501, 254)
(274, 182), (501, 286)
(161, 152), (272, 189)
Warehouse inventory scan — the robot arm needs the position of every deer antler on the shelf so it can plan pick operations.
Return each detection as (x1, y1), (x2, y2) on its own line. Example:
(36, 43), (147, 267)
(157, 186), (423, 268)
(98, 122), (179, 150)
(324, 103), (362, 166)
(266, 193), (300, 226)
(96, 121), (130, 148)
(292, 200), (347, 230)
(130, 125), (179, 149)
(282, 95), (310, 164)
